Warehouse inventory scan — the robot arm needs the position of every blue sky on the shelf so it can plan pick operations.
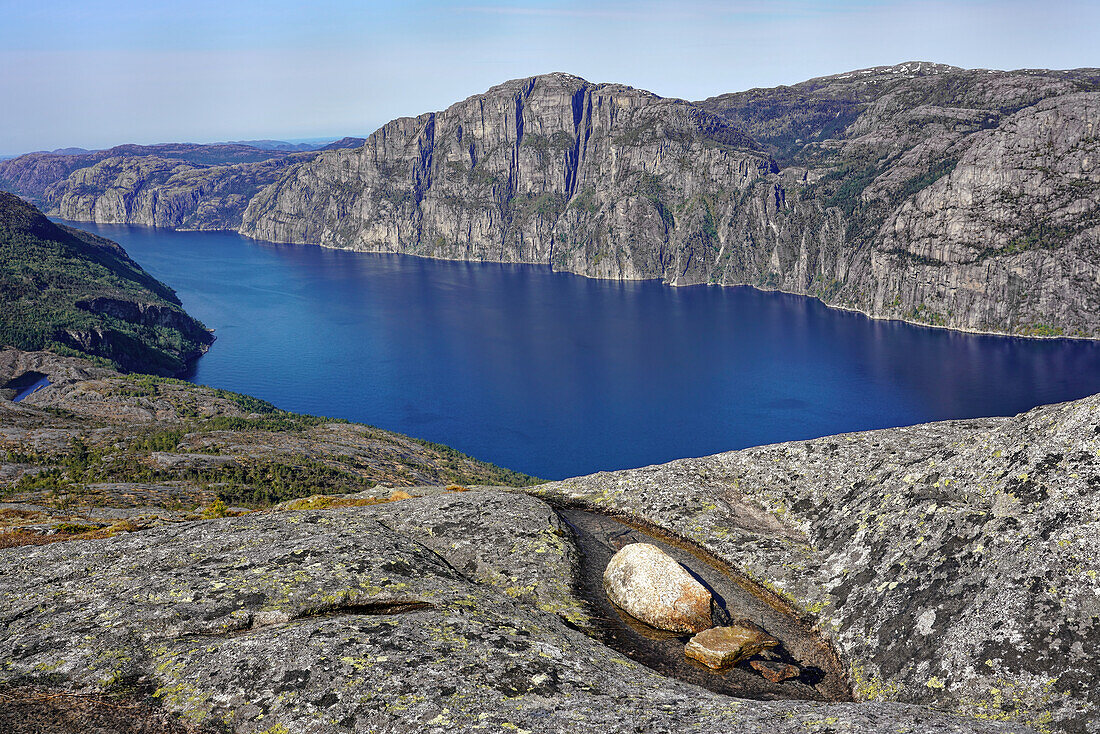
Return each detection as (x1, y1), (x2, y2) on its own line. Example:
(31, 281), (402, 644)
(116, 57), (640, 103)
(1, 0), (1097, 154)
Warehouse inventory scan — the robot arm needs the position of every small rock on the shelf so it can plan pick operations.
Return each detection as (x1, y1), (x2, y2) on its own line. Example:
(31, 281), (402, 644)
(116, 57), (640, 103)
(684, 624), (778, 670)
(603, 543), (712, 633)
(750, 659), (800, 682)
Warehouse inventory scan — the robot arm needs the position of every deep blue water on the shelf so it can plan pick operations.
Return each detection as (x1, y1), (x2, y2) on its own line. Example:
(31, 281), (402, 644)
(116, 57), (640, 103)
(63, 221), (1100, 480)
(12, 375), (50, 402)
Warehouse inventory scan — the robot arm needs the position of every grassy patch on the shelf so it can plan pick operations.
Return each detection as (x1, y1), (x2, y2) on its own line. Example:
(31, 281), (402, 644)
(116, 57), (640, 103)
(409, 437), (542, 487)
(823, 162), (881, 218)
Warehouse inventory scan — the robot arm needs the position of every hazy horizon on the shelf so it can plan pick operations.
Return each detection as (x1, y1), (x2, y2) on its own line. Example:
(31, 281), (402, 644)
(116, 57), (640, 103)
(3, 0), (1098, 155)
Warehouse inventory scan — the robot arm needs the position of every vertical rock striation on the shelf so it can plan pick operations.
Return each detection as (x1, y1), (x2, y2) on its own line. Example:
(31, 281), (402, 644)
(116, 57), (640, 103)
(240, 73), (776, 284)
(239, 66), (1100, 336)
(4, 65), (1099, 337)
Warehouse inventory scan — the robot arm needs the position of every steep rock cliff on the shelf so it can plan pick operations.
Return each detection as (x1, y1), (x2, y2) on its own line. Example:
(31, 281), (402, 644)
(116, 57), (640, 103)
(47, 154), (307, 230)
(0, 143), (292, 202)
(5, 65), (1099, 337)
(698, 64), (1100, 336)
(240, 73), (775, 284)
(241, 66), (1100, 336)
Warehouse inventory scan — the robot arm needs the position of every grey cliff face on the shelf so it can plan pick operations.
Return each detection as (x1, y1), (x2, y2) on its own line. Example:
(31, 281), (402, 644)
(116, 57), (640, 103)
(236, 66), (1100, 337)
(0, 143), (291, 202)
(239, 72), (772, 282)
(2, 64), (1098, 336)
(48, 154), (307, 230)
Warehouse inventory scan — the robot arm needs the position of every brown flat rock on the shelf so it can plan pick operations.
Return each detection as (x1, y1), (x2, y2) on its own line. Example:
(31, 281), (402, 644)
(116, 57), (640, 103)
(685, 624), (778, 670)
(751, 659), (801, 683)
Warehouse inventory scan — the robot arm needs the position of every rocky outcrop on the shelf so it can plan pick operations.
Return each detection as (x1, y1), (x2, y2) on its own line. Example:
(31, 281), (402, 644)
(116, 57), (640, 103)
(2, 347), (1098, 731)
(0, 490), (1027, 733)
(697, 64), (1100, 336)
(239, 73), (771, 283)
(0, 143), (291, 202)
(75, 297), (212, 343)
(532, 391), (1100, 732)
(239, 65), (1100, 337)
(48, 154), (306, 230)
(0, 194), (213, 376)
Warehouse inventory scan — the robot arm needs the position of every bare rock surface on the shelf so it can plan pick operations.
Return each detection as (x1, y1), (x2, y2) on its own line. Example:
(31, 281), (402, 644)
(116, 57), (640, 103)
(362, 489), (590, 624)
(603, 542), (713, 633)
(533, 393), (1100, 732)
(49, 154), (307, 230)
(0, 489), (1027, 733)
(0, 348), (1089, 731)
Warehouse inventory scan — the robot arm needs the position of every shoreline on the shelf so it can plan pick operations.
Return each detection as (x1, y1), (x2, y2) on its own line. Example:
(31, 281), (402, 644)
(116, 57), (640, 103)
(52, 215), (1099, 343)
(246, 229), (1100, 344)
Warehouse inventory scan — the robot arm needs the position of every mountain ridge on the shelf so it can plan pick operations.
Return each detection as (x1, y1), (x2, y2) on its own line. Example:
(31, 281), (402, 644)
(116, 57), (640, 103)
(3, 63), (1099, 337)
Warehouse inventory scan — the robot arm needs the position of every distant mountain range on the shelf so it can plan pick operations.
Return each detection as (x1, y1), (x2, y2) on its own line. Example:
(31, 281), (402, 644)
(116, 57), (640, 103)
(2, 62), (1098, 337)
(220, 137), (367, 152)
(7, 137), (364, 158)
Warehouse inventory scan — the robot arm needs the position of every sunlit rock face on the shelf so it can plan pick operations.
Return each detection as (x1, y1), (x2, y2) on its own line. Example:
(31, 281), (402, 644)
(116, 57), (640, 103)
(685, 624), (779, 670)
(241, 66), (1100, 337)
(5, 66), (1099, 337)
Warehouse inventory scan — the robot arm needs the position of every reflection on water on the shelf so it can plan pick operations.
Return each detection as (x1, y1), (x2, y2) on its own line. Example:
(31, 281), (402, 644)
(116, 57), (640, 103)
(61, 220), (1100, 480)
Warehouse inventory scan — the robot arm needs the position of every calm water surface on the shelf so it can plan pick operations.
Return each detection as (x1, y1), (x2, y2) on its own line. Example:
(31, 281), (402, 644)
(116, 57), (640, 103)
(65, 222), (1100, 479)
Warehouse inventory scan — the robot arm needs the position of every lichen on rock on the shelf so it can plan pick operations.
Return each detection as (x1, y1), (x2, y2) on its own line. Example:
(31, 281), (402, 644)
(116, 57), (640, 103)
(0, 488), (1029, 733)
(532, 393), (1100, 732)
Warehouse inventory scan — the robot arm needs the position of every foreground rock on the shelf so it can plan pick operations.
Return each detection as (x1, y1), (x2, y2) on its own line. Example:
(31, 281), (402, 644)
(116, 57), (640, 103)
(685, 624), (778, 670)
(534, 393), (1100, 732)
(0, 490), (1024, 733)
(603, 542), (713, 633)
(0, 349), (1087, 731)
